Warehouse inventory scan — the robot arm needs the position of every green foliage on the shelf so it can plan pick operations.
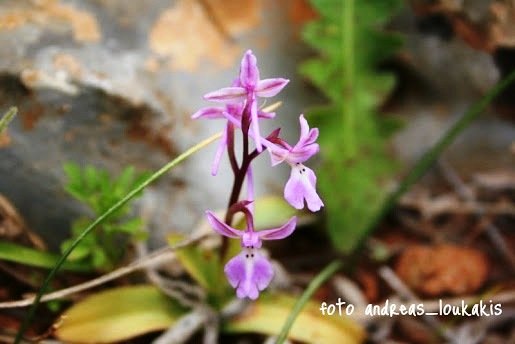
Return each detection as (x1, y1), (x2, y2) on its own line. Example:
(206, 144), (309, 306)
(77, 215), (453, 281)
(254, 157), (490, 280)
(0, 107), (17, 134)
(0, 240), (91, 271)
(300, 0), (404, 253)
(61, 163), (150, 270)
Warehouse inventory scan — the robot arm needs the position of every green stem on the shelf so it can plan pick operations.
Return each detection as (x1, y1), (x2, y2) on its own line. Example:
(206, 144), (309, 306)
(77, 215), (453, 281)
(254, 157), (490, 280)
(14, 132), (222, 343)
(276, 261), (343, 344)
(0, 107), (17, 134)
(342, 0), (356, 159)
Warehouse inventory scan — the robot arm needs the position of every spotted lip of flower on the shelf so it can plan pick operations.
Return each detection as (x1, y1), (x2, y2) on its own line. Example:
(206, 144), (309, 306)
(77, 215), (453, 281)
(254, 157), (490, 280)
(205, 210), (297, 299)
(264, 115), (324, 212)
(201, 50), (289, 152)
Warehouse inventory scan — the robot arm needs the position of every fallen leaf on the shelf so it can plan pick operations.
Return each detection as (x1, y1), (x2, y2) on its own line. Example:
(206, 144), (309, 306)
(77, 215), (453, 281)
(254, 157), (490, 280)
(224, 293), (365, 344)
(55, 285), (188, 343)
(395, 244), (489, 296)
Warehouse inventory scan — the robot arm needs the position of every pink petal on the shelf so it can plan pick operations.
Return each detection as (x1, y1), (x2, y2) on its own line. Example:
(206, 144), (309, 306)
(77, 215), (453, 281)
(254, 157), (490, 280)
(257, 216), (297, 241)
(299, 114), (309, 138)
(266, 144), (289, 166)
(240, 50), (260, 89)
(257, 110), (276, 119)
(191, 106), (225, 119)
(225, 250), (274, 300)
(293, 115), (319, 148)
(222, 110), (242, 128)
(225, 253), (246, 289)
(249, 98), (263, 152)
(246, 166), (254, 213)
(204, 87), (246, 103)
(287, 143), (319, 164)
(252, 253), (274, 291)
(284, 165), (324, 211)
(256, 78), (289, 98)
(241, 231), (261, 248)
(211, 127), (227, 176)
(205, 211), (242, 239)
(303, 167), (324, 212)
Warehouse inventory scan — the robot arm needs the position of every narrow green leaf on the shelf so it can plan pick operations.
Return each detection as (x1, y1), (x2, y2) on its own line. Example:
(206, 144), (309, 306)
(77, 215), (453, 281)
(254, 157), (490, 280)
(55, 285), (188, 343)
(0, 107), (17, 134)
(275, 261), (344, 343)
(0, 241), (91, 272)
(15, 132), (222, 343)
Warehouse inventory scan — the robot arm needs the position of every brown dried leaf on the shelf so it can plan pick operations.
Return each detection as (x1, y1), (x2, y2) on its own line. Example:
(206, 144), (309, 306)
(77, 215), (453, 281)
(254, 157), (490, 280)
(395, 244), (489, 296)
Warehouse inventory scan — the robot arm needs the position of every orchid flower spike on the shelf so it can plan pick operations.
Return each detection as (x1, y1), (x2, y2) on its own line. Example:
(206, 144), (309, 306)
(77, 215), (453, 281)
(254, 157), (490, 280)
(191, 79), (276, 176)
(264, 114), (324, 212)
(203, 50), (289, 152)
(206, 208), (297, 299)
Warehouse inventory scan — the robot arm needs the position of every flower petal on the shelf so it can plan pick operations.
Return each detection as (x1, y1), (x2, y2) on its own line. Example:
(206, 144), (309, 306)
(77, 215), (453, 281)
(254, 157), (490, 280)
(204, 87), (246, 103)
(249, 97), (263, 152)
(303, 167), (324, 212)
(224, 253), (246, 289)
(257, 216), (297, 241)
(225, 250), (274, 300)
(246, 166), (254, 213)
(205, 211), (242, 239)
(191, 106), (225, 119)
(256, 78), (289, 98)
(211, 126), (228, 176)
(284, 164), (324, 211)
(294, 115), (319, 148)
(240, 50), (260, 89)
(287, 143), (319, 164)
(262, 139), (289, 166)
(257, 110), (276, 119)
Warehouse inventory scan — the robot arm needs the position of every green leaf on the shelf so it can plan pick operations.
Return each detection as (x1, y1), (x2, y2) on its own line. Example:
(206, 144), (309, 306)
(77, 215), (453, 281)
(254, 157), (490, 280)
(168, 234), (222, 292)
(0, 107), (17, 134)
(168, 230), (244, 309)
(55, 285), (188, 343)
(301, 0), (404, 253)
(0, 241), (91, 272)
(223, 293), (364, 344)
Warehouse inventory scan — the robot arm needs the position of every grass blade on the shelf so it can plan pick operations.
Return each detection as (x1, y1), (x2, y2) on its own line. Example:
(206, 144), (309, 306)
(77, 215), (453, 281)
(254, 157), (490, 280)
(0, 241), (91, 272)
(275, 261), (342, 344)
(0, 107), (17, 134)
(14, 132), (222, 343)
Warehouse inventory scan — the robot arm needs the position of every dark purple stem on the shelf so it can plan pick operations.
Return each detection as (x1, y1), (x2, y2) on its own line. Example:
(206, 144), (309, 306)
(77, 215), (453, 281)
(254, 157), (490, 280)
(220, 101), (255, 258)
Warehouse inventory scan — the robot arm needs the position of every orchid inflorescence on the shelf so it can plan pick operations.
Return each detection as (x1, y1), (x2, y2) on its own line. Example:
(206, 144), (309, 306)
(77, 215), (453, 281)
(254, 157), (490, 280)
(192, 50), (323, 299)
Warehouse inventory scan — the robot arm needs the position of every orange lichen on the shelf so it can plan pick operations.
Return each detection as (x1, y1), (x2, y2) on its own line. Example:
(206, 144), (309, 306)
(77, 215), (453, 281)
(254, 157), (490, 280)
(0, 0), (101, 43)
(148, 0), (241, 71)
(53, 53), (83, 78)
(202, 0), (261, 35)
